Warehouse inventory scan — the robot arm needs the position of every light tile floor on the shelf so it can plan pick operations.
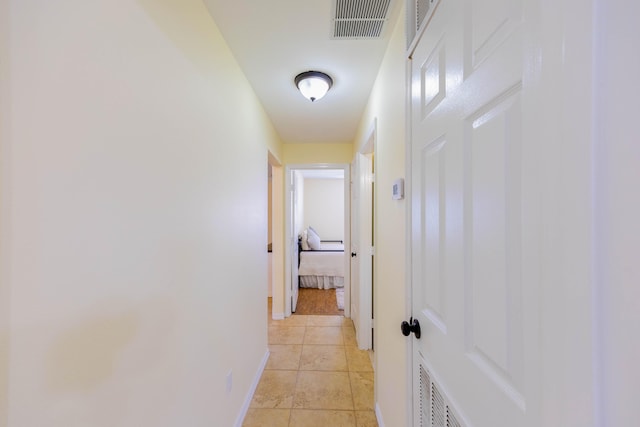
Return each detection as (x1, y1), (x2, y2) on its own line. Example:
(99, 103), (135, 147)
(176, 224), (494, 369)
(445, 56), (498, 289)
(243, 300), (378, 427)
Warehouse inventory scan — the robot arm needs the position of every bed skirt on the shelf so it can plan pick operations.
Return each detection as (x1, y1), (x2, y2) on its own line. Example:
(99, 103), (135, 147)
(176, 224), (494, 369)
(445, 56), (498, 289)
(299, 275), (344, 289)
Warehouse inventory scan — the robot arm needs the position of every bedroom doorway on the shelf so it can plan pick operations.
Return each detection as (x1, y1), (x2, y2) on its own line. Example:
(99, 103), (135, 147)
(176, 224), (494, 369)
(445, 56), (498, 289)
(283, 164), (351, 319)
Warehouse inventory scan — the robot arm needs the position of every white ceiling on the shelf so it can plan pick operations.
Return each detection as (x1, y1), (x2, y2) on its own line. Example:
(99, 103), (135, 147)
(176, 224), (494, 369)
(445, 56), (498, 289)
(202, 0), (402, 145)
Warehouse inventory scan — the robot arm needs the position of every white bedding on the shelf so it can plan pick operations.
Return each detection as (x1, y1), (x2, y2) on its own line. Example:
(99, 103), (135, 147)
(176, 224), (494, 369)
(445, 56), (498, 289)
(314, 242), (344, 251)
(298, 243), (344, 289)
(299, 275), (343, 289)
(299, 251), (344, 276)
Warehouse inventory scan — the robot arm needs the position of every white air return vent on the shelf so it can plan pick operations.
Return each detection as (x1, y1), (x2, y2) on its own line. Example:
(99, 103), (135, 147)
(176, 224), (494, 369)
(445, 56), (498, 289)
(419, 362), (468, 427)
(332, 0), (392, 39)
(447, 407), (462, 427)
(416, 0), (432, 32)
(407, 0), (440, 48)
(420, 365), (431, 426)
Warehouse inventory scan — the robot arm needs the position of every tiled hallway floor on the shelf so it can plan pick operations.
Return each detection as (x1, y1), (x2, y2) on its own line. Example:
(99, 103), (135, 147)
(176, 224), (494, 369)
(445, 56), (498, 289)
(242, 300), (378, 427)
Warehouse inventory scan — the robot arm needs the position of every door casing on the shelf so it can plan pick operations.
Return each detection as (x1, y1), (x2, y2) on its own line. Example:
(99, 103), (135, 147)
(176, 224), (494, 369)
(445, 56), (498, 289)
(284, 163), (351, 318)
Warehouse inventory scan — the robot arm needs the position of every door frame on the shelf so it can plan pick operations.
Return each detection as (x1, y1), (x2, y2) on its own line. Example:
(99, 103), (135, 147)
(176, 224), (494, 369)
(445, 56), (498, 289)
(353, 121), (376, 350)
(284, 163), (351, 318)
(268, 151), (285, 320)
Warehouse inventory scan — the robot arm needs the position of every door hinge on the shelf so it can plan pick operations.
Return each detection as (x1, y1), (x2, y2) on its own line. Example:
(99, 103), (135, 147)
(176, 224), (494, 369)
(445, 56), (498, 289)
(369, 246), (375, 256)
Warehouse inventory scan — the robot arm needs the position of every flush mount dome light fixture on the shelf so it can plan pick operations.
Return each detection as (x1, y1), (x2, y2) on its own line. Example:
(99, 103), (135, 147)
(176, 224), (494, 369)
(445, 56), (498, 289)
(294, 71), (333, 102)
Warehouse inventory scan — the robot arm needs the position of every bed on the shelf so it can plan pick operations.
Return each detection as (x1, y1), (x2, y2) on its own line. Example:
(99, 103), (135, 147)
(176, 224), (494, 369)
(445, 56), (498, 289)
(298, 229), (345, 289)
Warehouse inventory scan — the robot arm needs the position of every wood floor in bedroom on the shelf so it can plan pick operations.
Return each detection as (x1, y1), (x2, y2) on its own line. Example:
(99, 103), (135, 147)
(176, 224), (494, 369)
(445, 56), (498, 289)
(242, 299), (377, 427)
(293, 288), (343, 316)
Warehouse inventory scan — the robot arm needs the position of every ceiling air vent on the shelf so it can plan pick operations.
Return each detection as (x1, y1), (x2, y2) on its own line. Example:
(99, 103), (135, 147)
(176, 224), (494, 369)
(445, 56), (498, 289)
(332, 0), (392, 39)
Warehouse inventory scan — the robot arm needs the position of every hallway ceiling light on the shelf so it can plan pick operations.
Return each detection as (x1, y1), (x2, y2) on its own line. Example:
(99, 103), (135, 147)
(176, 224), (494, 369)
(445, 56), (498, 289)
(294, 71), (333, 102)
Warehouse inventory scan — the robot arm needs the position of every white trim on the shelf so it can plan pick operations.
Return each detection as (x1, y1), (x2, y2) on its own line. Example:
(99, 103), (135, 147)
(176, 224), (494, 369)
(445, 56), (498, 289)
(358, 118), (377, 153)
(268, 154), (285, 328)
(233, 349), (270, 427)
(375, 403), (387, 427)
(354, 121), (376, 351)
(284, 163), (351, 318)
(271, 312), (285, 321)
(404, 28), (416, 427)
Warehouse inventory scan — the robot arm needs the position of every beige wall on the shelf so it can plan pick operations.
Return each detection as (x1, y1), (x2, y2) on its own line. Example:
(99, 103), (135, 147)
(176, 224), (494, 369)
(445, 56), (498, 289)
(352, 9), (408, 427)
(303, 179), (345, 241)
(283, 143), (353, 164)
(1, 0), (281, 425)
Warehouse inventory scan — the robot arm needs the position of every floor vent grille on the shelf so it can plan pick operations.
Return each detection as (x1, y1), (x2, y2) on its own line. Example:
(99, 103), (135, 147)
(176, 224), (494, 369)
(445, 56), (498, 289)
(420, 365), (431, 426)
(419, 362), (468, 427)
(332, 0), (392, 39)
(447, 407), (462, 427)
(432, 383), (446, 427)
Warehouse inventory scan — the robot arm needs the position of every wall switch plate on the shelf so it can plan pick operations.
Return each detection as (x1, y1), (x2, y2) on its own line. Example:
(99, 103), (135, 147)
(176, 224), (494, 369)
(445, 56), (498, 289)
(226, 370), (233, 393)
(392, 178), (404, 200)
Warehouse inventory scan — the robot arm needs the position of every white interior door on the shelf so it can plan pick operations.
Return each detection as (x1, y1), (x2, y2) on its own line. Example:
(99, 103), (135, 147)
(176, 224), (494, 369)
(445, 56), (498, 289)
(408, 0), (538, 425)
(353, 153), (373, 350)
(350, 158), (360, 323)
(289, 170), (299, 312)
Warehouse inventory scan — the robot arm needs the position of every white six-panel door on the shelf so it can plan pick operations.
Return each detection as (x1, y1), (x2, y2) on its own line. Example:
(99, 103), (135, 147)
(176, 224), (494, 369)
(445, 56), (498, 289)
(355, 152), (374, 350)
(408, 0), (539, 425)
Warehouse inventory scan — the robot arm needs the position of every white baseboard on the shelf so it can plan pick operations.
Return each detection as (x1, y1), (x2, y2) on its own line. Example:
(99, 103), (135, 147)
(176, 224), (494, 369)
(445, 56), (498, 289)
(272, 312), (285, 320)
(234, 349), (270, 427)
(375, 403), (386, 427)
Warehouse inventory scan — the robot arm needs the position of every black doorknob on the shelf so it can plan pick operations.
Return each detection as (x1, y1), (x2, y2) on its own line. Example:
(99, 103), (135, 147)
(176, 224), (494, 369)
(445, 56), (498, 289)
(401, 317), (421, 339)
(351, 252), (357, 257)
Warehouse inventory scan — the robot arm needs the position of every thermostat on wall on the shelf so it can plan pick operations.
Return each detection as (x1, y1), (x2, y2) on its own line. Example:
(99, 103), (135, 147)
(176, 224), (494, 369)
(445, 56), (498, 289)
(392, 178), (404, 200)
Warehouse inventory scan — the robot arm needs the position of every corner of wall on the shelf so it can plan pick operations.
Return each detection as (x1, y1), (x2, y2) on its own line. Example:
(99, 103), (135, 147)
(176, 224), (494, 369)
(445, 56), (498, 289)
(375, 403), (387, 427)
(233, 349), (270, 427)
(357, 5), (409, 427)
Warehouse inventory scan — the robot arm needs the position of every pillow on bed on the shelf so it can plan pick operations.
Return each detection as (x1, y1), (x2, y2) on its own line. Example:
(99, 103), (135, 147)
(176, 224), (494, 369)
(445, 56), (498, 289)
(300, 230), (310, 250)
(307, 226), (321, 250)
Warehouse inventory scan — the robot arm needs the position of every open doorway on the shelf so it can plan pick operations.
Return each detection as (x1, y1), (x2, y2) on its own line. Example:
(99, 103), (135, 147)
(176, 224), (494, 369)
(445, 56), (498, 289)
(284, 164), (351, 319)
